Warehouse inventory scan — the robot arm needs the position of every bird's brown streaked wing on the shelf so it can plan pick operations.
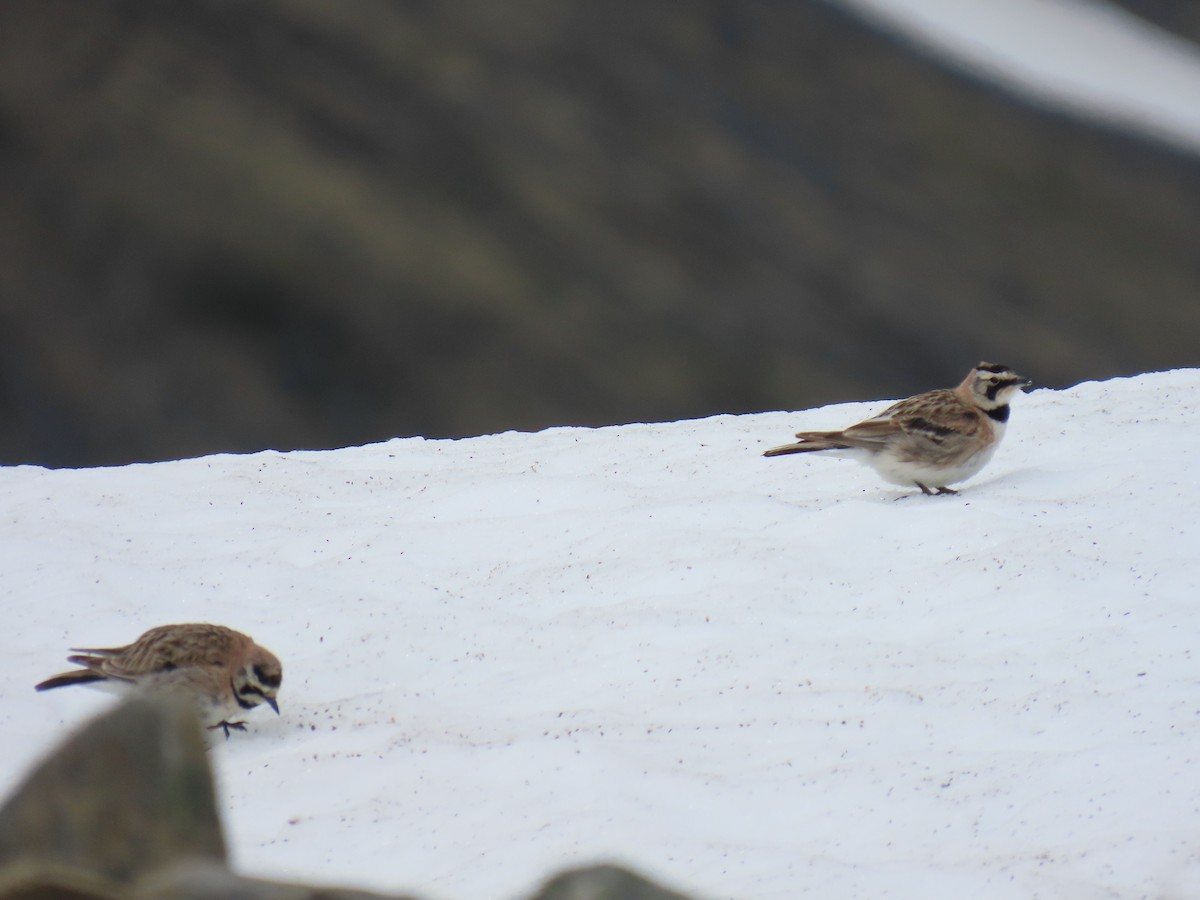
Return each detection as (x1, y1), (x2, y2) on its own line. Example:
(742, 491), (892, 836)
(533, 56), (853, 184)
(893, 406), (982, 445)
(57, 652), (150, 683)
(79, 625), (244, 677)
(831, 417), (905, 448)
(873, 388), (959, 421)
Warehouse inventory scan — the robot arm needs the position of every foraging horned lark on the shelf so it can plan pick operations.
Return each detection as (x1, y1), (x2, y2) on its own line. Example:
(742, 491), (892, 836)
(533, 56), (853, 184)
(36, 623), (282, 737)
(764, 362), (1031, 495)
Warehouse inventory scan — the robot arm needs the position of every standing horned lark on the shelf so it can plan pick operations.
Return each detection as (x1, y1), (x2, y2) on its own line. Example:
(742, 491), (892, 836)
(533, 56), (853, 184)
(36, 623), (282, 738)
(764, 362), (1031, 495)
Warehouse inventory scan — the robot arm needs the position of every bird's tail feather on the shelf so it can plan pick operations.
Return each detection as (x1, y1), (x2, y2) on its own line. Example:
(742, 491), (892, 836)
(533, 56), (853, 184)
(35, 670), (107, 692)
(66, 653), (111, 668)
(763, 436), (850, 457)
(67, 646), (122, 657)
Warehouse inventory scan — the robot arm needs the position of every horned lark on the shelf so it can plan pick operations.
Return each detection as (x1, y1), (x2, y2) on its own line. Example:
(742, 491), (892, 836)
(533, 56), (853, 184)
(36, 623), (282, 738)
(764, 362), (1030, 495)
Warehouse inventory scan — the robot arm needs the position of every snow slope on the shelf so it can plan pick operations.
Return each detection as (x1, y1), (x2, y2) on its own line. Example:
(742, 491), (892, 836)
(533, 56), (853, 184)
(837, 0), (1200, 154)
(2, 370), (1198, 899)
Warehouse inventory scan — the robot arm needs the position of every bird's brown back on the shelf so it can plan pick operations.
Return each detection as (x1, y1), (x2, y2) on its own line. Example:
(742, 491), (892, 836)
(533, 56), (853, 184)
(70, 623), (250, 679)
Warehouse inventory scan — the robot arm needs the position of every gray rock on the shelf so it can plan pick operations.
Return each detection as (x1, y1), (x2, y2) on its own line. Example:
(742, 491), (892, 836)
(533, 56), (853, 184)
(0, 696), (701, 900)
(132, 860), (415, 900)
(529, 864), (697, 900)
(0, 861), (122, 899)
(0, 696), (225, 887)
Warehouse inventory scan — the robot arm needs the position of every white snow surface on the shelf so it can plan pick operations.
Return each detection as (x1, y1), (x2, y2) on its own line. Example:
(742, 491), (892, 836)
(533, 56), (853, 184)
(3, 370), (1199, 899)
(836, 0), (1200, 154)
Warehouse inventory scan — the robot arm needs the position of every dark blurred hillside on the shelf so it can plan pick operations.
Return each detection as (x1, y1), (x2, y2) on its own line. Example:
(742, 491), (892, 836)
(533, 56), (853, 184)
(2, 0), (1199, 466)
(1110, 0), (1200, 42)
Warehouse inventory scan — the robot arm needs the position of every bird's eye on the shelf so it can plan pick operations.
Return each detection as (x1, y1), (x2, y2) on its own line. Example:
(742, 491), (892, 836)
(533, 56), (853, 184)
(252, 664), (281, 688)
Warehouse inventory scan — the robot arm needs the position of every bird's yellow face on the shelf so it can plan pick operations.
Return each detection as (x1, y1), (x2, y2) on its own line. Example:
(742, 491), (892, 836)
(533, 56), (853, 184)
(970, 362), (1031, 409)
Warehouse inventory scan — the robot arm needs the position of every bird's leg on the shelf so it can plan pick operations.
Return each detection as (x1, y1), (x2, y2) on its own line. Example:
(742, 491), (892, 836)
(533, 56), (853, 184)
(934, 486), (959, 496)
(916, 482), (935, 495)
(209, 720), (248, 739)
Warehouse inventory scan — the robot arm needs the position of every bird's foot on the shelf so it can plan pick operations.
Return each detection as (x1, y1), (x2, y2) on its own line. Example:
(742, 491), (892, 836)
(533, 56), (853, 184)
(209, 720), (248, 739)
(915, 482), (958, 496)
